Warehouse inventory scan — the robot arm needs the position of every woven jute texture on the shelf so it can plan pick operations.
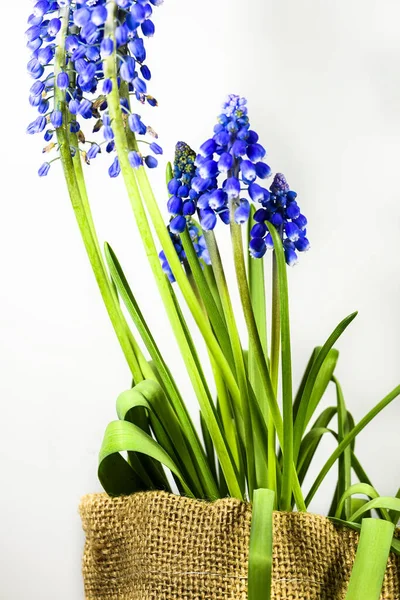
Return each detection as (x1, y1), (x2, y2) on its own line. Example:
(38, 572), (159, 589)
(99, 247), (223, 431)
(80, 491), (400, 600)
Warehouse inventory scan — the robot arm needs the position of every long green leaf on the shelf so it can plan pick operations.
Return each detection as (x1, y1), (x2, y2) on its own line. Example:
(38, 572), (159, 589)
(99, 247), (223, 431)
(292, 347), (319, 421)
(204, 229), (256, 498)
(345, 518), (395, 600)
(180, 229), (234, 365)
(168, 282), (244, 499)
(293, 313), (357, 460)
(306, 385), (400, 506)
(105, 243), (183, 408)
(248, 488), (275, 600)
(334, 376), (352, 519)
(305, 350), (339, 426)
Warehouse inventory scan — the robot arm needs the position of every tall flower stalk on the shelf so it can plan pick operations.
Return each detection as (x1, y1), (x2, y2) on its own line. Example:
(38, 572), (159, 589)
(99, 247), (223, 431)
(27, 4), (400, 598)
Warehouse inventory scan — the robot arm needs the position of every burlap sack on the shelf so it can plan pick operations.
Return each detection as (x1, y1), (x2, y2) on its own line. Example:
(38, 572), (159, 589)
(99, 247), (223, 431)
(80, 491), (400, 600)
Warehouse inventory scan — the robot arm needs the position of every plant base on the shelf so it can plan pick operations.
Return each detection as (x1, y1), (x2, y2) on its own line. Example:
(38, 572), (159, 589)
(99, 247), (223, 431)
(80, 491), (400, 599)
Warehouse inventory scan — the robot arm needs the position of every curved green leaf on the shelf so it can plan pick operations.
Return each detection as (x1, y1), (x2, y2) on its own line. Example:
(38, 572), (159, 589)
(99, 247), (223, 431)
(335, 484), (391, 521)
(99, 420), (194, 497)
(349, 497), (400, 523)
(117, 380), (205, 497)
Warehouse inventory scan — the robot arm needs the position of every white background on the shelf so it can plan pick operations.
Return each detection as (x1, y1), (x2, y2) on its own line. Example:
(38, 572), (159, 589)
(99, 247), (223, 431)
(1, 1), (400, 598)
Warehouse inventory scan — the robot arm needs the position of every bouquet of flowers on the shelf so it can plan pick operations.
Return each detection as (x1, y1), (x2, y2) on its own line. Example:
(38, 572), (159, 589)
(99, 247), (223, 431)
(26, 1), (400, 598)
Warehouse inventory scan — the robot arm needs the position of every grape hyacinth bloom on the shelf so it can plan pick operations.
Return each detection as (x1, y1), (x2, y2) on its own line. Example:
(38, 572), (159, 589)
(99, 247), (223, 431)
(165, 141), (198, 232)
(249, 173), (310, 265)
(26, 0), (164, 177)
(183, 94), (272, 231)
(182, 94), (309, 265)
(160, 142), (210, 281)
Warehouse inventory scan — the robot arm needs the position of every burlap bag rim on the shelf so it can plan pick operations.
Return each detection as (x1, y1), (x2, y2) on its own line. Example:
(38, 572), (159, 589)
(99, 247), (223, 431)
(80, 491), (400, 600)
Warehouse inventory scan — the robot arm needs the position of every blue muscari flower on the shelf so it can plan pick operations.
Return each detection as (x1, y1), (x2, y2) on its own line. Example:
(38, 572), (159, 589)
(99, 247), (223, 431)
(27, 116), (47, 135)
(169, 215), (186, 234)
(150, 142), (163, 155)
(249, 173), (310, 265)
(27, 0), (164, 175)
(103, 78), (113, 94)
(50, 110), (63, 128)
(100, 38), (114, 57)
(103, 125), (114, 141)
(57, 72), (69, 90)
(145, 155), (158, 168)
(38, 162), (51, 177)
(87, 144), (101, 160)
(68, 99), (80, 115)
(47, 18), (61, 37)
(91, 5), (108, 26)
(120, 56), (136, 82)
(141, 19), (155, 37)
(108, 156), (121, 178)
(128, 151), (143, 169)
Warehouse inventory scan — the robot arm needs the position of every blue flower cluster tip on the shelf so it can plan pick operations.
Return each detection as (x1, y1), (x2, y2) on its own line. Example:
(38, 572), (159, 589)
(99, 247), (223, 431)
(159, 142), (210, 281)
(249, 173), (310, 265)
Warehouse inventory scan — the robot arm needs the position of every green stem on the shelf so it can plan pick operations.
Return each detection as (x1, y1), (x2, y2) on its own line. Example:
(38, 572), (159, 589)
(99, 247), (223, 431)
(247, 210), (273, 493)
(230, 219), (304, 510)
(103, 2), (240, 499)
(54, 6), (143, 383)
(270, 233), (294, 512)
(180, 230), (234, 365)
(270, 254), (280, 396)
(230, 220), (282, 440)
(203, 229), (255, 498)
(268, 254), (280, 496)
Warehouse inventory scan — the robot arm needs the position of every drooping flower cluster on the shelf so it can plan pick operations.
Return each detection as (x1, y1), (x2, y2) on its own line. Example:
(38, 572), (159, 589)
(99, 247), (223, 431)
(164, 94), (309, 265)
(26, 0), (163, 177)
(249, 173), (310, 265)
(159, 142), (210, 281)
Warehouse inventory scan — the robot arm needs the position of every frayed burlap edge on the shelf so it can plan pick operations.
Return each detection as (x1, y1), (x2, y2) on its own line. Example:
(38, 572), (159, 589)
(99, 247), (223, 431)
(80, 491), (400, 600)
